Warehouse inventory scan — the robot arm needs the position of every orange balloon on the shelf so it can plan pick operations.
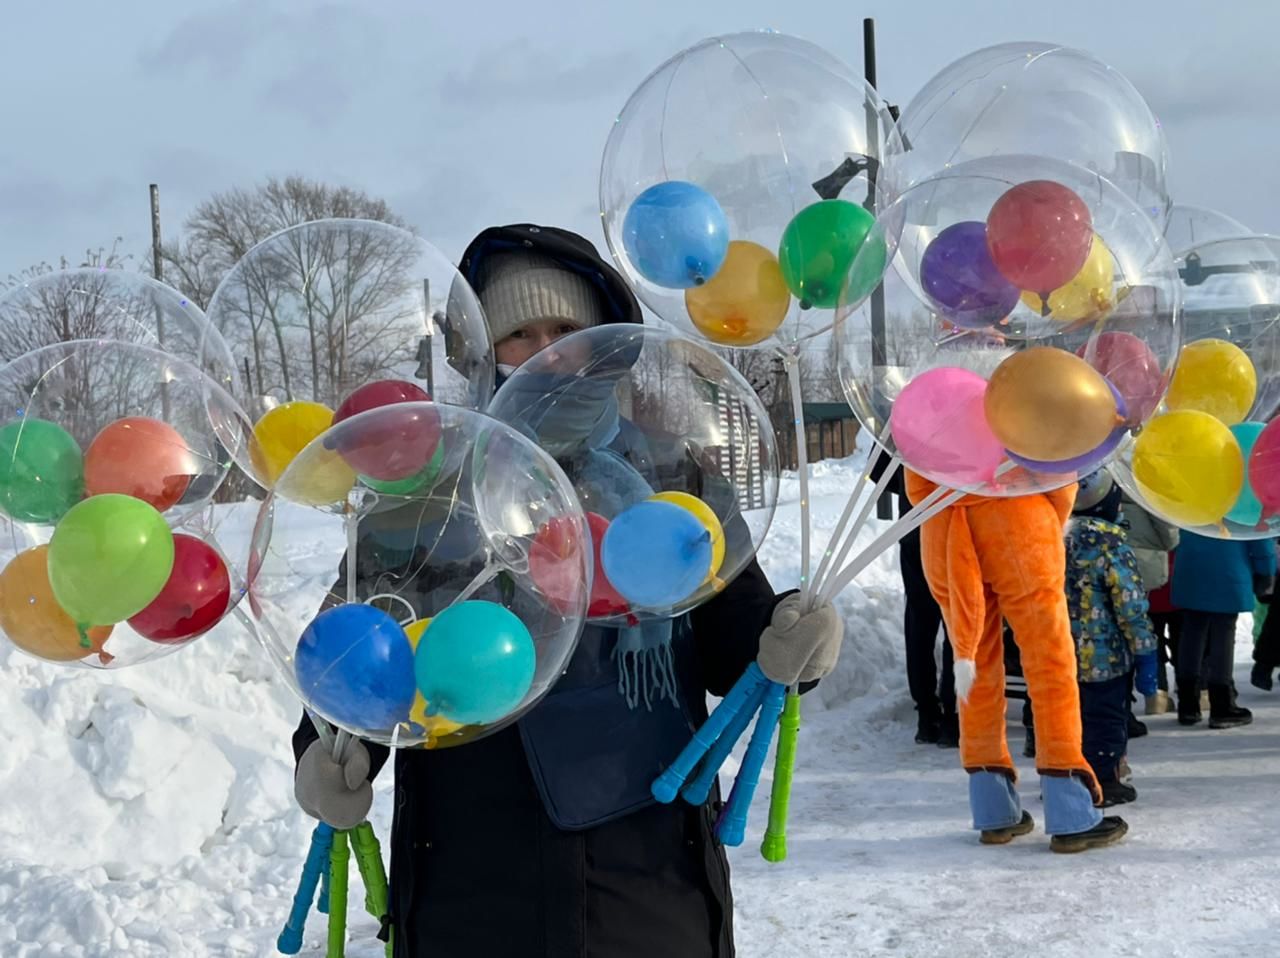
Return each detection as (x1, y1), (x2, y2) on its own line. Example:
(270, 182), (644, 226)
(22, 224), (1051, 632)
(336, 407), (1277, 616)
(685, 241), (791, 346)
(985, 347), (1120, 462)
(0, 546), (112, 663)
(85, 417), (196, 512)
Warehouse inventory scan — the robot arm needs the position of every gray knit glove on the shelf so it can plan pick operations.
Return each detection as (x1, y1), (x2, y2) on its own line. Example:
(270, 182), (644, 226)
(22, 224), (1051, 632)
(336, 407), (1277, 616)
(757, 595), (844, 686)
(295, 738), (372, 829)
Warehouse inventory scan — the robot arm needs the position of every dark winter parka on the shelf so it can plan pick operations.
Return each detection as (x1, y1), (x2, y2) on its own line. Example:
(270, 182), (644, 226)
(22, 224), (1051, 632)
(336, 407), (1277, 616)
(293, 225), (780, 958)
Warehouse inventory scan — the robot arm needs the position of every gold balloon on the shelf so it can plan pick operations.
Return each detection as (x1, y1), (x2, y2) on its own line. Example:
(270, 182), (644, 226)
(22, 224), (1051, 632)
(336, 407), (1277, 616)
(685, 241), (791, 346)
(1166, 338), (1257, 426)
(1132, 410), (1244, 526)
(0, 546), (113, 663)
(1020, 233), (1115, 323)
(985, 347), (1120, 461)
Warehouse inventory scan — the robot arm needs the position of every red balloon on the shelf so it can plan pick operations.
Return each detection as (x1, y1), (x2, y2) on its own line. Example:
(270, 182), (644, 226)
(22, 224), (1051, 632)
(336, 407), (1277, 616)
(1077, 332), (1165, 426)
(128, 534), (232, 642)
(986, 180), (1093, 294)
(331, 380), (440, 482)
(530, 512), (628, 618)
(84, 417), (195, 511)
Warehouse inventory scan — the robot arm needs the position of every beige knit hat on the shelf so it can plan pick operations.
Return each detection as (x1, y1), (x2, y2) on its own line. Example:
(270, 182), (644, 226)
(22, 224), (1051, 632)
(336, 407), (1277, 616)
(477, 251), (605, 343)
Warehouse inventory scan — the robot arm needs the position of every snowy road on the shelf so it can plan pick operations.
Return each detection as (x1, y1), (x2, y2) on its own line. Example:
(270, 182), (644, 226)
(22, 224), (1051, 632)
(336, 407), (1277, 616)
(2, 454), (1278, 956)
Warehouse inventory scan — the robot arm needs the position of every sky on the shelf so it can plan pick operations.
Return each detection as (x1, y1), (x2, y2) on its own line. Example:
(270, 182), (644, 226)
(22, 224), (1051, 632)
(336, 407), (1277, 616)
(0, 0), (1276, 281)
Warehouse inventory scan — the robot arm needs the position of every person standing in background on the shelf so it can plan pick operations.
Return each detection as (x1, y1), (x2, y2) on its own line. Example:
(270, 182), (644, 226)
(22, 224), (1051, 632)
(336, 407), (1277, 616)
(1117, 490), (1178, 715)
(1171, 531), (1275, 729)
(872, 450), (958, 748)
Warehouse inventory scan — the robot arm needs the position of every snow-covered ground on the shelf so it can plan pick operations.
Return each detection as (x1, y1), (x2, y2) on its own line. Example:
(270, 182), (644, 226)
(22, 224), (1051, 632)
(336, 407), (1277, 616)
(2, 445), (1278, 957)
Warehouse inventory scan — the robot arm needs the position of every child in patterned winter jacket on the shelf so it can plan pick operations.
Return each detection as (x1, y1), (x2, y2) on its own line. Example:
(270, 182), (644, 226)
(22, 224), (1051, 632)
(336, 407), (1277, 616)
(1065, 471), (1158, 808)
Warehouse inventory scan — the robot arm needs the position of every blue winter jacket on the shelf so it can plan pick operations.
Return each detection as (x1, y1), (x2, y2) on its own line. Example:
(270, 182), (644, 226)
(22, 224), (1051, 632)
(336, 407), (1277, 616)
(1065, 516), (1157, 682)
(1171, 531), (1277, 614)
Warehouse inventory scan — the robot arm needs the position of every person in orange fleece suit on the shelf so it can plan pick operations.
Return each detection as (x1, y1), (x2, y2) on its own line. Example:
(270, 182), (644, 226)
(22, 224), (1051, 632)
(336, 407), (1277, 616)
(905, 469), (1128, 853)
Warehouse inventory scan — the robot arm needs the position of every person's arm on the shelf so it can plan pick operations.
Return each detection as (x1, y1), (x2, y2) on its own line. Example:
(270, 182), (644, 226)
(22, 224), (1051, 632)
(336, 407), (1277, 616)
(1106, 541), (1157, 658)
(1247, 538), (1278, 578)
(691, 558), (786, 696)
(292, 712), (391, 780)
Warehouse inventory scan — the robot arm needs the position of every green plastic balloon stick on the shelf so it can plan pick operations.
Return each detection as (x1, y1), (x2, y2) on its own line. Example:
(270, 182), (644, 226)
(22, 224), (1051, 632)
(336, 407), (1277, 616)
(327, 830), (350, 958)
(760, 690), (802, 863)
(351, 822), (392, 957)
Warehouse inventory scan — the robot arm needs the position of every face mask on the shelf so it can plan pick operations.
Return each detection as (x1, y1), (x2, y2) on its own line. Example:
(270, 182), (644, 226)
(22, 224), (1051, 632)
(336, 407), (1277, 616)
(498, 371), (621, 457)
(497, 363), (520, 379)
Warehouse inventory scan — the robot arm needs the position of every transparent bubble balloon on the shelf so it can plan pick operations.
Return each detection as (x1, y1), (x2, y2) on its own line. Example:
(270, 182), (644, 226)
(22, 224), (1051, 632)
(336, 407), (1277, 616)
(1109, 235), (1280, 538)
(838, 155), (1181, 498)
(600, 31), (903, 353)
(0, 340), (254, 668)
(204, 218), (495, 492)
(1163, 204), (1251, 258)
(487, 324), (779, 623)
(247, 403), (588, 749)
(0, 269), (238, 393)
(888, 42), (1171, 227)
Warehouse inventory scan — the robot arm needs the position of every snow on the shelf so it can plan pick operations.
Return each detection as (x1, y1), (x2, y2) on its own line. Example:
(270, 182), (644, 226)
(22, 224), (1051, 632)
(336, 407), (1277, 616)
(1, 437), (1278, 957)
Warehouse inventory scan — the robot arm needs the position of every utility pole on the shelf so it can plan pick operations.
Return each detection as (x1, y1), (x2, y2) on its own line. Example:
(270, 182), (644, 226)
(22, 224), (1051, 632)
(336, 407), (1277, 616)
(416, 279), (436, 396)
(149, 184), (171, 419)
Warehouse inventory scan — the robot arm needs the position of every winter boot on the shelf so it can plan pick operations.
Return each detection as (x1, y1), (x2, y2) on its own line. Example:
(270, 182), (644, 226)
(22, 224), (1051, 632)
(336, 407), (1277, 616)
(1251, 662), (1273, 692)
(1050, 816), (1129, 853)
(1144, 690), (1171, 715)
(936, 712), (960, 749)
(1177, 679), (1202, 726)
(915, 710), (940, 745)
(1208, 683), (1252, 729)
(1127, 713), (1148, 738)
(1100, 779), (1137, 807)
(1022, 726), (1036, 758)
(980, 810), (1034, 845)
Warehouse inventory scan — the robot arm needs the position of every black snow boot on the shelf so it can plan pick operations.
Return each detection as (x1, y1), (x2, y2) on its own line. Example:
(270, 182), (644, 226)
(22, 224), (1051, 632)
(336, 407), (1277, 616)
(1022, 726), (1036, 758)
(1208, 683), (1252, 729)
(1050, 816), (1129, 854)
(936, 712), (960, 749)
(1127, 713), (1148, 738)
(980, 810), (1034, 845)
(1176, 679), (1202, 726)
(1100, 779), (1137, 807)
(915, 710), (940, 744)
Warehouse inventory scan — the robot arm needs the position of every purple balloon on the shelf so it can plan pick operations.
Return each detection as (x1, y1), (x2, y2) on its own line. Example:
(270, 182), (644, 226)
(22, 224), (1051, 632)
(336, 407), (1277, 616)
(920, 221), (1021, 329)
(1005, 383), (1129, 475)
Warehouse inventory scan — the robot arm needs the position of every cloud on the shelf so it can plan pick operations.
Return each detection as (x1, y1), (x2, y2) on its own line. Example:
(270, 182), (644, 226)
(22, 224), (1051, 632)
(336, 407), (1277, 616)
(136, 0), (266, 75)
(439, 37), (655, 108)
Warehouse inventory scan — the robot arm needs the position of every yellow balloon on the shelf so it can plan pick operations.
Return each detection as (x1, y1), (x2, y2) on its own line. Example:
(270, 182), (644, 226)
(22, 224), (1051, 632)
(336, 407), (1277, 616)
(1132, 410), (1244, 526)
(1166, 338), (1257, 426)
(1020, 233), (1115, 323)
(252, 401), (336, 482)
(404, 618), (464, 739)
(685, 241), (791, 346)
(984, 347), (1120, 462)
(649, 491), (725, 583)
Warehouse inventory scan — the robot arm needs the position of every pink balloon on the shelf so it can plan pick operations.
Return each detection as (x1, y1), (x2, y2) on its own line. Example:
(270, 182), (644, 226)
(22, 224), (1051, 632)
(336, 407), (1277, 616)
(1077, 332), (1164, 426)
(1249, 418), (1280, 517)
(891, 367), (1005, 487)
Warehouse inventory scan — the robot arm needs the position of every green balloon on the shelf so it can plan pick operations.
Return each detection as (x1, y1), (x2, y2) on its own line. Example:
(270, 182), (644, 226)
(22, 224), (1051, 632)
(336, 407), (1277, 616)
(777, 199), (886, 310)
(48, 494), (175, 625)
(362, 440), (445, 497)
(0, 419), (84, 523)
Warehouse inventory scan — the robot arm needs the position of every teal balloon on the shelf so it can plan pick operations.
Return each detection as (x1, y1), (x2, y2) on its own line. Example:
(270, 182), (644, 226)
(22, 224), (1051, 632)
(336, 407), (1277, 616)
(414, 601), (536, 725)
(1229, 422), (1267, 526)
(600, 500), (712, 608)
(0, 419), (84, 523)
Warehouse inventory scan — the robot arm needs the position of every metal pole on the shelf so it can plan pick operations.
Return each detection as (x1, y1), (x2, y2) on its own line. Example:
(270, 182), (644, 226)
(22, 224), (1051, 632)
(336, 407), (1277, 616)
(150, 184), (172, 419)
(421, 279), (435, 396)
(863, 19), (894, 520)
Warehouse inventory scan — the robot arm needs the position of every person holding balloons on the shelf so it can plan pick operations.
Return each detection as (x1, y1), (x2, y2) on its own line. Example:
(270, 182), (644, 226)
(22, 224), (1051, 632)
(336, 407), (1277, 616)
(292, 223), (845, 958)
(1169, 531), (1274, 728)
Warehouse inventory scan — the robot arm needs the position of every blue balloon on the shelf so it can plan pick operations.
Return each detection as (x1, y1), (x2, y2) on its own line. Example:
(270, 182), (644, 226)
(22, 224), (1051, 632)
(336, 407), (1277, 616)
(295, 604), (416, 731)
(622, 181), (729, 289)
(1229, 422), (1267, 526)
(414, 601), (536, 725)
(600, 500), (712, 608)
